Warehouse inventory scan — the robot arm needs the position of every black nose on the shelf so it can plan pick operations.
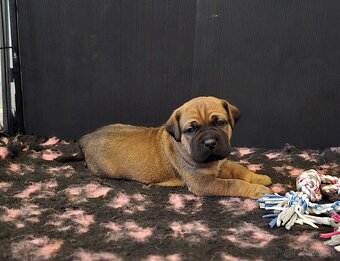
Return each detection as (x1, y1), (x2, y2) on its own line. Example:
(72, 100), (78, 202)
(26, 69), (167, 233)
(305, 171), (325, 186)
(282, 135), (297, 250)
(203, 138), (217, 150)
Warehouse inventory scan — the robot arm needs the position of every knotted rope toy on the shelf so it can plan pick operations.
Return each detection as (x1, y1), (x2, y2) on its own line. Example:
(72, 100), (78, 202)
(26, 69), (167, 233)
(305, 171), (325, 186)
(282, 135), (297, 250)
(296, 169), (340, 202)
(258, 169), (340, 252)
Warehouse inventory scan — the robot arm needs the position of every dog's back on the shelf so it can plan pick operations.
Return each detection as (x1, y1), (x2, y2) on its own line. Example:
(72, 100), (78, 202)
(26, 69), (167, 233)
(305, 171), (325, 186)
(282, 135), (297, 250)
(79, 124), (177, 183)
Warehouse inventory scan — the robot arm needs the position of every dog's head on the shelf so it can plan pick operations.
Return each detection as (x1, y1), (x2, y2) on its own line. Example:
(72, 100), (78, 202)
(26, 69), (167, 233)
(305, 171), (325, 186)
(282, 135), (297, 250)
(165, 96), (240, 164)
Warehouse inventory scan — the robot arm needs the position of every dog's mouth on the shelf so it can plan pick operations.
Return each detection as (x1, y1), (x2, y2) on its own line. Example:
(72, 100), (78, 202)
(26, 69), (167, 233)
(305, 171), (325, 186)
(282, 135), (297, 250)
(190, 129), (231, 164)
(194, 153), (228, 164)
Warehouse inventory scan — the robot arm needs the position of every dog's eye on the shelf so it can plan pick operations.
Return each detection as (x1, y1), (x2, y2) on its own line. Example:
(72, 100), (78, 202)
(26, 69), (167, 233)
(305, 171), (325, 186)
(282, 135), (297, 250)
(185, 126), (196, 134)
(216, 119), (227, 127)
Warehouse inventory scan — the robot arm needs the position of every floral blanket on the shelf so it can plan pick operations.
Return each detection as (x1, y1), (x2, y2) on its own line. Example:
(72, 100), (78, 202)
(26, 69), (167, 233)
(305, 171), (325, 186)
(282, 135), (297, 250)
(1, 135), (340, 261)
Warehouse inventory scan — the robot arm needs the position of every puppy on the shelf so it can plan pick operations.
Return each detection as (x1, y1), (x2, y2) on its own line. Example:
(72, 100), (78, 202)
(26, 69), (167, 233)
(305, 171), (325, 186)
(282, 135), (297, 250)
(79, 96), (272, 199)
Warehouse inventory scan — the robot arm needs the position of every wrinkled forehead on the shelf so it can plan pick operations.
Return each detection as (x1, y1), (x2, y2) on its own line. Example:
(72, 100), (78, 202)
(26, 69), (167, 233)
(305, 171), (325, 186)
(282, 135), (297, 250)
(179, 98), (227, 125)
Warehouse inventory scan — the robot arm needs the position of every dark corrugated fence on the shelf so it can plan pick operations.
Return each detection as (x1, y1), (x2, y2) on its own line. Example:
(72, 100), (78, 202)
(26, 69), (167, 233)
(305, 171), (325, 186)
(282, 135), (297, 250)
(17, 0), (340, 148)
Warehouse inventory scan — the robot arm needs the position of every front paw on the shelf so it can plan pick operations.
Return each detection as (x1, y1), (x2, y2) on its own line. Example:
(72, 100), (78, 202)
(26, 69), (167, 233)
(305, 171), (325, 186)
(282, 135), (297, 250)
(251, 174), (272, 186)
(249, 185), (273, 199)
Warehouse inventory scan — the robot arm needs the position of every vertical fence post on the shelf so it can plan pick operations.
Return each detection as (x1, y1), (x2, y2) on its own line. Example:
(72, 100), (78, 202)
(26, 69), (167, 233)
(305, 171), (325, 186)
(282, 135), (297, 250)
(0, 0), (24, 135)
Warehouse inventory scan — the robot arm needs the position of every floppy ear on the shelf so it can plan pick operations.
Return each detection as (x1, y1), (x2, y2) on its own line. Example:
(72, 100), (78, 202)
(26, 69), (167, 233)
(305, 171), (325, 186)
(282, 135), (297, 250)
(222, 100), (240, 129)
(165, 110), (181, 142)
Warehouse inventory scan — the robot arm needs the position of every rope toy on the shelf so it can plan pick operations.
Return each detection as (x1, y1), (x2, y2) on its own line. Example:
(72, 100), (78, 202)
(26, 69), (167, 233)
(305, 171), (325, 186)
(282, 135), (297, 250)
(258, 192), (340, 229)
(296, 169), (340, 202)
(321, 214), (340, 252)
(258, 169), (340, 252)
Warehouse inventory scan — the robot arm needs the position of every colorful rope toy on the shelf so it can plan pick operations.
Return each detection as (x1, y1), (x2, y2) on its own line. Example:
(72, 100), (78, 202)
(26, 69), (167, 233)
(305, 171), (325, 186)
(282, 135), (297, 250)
(258, 192), (340, 229)
(296, 169), (340, 202)
(258, 169), (340, 252)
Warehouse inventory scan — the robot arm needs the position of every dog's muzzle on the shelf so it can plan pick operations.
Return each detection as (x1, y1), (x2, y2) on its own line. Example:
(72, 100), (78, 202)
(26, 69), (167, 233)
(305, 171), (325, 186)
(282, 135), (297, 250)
(191, 127), (231, 164)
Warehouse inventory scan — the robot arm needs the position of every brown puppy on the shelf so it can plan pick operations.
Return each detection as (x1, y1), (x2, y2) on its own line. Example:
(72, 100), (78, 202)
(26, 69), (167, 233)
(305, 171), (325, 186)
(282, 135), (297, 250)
(79, 96), (273, 199)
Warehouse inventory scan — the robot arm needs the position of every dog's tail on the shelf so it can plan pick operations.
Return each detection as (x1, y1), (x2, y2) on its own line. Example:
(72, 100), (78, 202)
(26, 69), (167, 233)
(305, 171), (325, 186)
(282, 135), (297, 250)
(54, 141), (84, 162)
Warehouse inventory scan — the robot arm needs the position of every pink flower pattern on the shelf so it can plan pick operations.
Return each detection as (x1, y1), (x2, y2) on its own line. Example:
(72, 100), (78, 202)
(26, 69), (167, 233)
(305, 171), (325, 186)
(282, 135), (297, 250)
(0, 136), (339, 260)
